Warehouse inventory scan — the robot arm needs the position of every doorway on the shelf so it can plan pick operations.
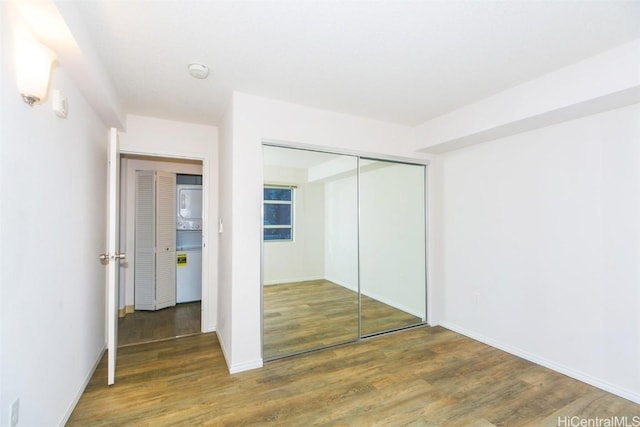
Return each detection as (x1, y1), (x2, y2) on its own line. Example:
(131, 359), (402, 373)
(118, 154), (204, 347)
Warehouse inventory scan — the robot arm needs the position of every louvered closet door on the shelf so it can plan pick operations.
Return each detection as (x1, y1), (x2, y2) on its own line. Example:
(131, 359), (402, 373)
(155, 171), (177, 310)
(134, 171), (156, 310)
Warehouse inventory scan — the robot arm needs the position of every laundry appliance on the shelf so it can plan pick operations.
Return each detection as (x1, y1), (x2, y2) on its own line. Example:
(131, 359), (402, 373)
(176, 183), (202, 303)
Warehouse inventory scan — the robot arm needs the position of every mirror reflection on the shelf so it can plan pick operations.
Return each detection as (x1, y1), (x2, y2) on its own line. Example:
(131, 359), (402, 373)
(262, 146), (427, 360)
(359, 160), (426, 335)
(262, 146), (359, 359)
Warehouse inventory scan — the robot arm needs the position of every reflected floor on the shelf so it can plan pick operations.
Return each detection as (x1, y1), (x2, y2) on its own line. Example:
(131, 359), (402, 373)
(263, 280), (421, 359)
(118, 301), (201, 347)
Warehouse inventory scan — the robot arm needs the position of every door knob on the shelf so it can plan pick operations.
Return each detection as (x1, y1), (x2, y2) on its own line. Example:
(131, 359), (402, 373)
(99, 253), (126, 261)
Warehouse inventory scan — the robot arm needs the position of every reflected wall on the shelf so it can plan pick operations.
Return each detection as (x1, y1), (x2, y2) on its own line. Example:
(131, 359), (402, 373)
(359, 160), (426, 335)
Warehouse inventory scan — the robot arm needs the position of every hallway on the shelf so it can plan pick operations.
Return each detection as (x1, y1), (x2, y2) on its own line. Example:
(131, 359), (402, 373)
(118, 302), (201, 347)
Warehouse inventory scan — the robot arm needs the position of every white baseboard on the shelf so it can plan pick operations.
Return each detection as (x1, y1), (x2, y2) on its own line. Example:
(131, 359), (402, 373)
(59, 345), (106, 427)
(215, 331), (262, 374)
(263, 275), (324, 286)
(440, 321), (640, 405)
(216, 330), (232, 370)
(229, 359), (263, 374)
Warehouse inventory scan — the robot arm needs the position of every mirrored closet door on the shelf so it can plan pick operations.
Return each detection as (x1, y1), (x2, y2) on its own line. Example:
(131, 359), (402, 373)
(262, 145), (427, 361)
(262, 146), (359, 359)
(359, 159), (426, 336)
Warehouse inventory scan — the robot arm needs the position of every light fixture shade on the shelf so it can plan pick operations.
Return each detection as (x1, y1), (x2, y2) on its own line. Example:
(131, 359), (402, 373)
(15, 32), (56, 105)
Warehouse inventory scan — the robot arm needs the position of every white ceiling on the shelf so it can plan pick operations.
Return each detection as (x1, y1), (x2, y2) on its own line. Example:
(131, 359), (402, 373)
(73, 0), (640, 127)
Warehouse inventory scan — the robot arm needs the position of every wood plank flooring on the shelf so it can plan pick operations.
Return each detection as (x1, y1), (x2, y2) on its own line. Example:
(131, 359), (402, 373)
(118, 302), (201, 347)
(263, 280), (421, 359)
(67, 327), (640, 426)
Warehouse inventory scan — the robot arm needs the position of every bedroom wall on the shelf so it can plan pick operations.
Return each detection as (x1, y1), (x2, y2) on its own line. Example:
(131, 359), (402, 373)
(1, 3), (108, 424)
(439, 102), (640, 403)
(217, 96), (234, 365)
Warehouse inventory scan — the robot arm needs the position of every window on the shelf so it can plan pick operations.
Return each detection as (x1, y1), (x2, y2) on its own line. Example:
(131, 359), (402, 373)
(263, 186), (293, 241)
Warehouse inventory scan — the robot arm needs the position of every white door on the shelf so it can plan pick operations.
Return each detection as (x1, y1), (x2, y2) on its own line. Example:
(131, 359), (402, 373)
(102, 127), (124, 385)
(134, 171), (176, 310)
(134, 171), (156, 310)
(155, 171), (177, 309)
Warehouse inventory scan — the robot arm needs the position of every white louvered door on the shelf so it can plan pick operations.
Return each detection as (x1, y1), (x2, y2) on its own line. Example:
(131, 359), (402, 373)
(134, 171), (156, 310)
(155, 172), (177, 310)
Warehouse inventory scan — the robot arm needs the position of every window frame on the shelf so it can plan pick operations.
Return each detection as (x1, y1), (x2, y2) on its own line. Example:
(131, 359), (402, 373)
(263, 185), (294, 242)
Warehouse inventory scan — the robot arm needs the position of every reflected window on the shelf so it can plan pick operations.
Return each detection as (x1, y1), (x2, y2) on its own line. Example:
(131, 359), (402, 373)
(264, 186), (293, 241)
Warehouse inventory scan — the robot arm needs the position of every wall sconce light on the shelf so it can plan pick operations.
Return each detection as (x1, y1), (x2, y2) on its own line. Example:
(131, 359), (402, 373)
(15, 31), (56, 106)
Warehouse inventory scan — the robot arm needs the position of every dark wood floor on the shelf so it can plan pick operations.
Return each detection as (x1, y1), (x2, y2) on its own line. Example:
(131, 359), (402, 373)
(118, 301), (201, 347)
(68, 327), (640, 426)
(263, 280), (422, 359)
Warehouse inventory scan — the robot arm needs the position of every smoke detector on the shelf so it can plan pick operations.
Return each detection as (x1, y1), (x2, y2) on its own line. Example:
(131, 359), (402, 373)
(188, 63), (209, 79)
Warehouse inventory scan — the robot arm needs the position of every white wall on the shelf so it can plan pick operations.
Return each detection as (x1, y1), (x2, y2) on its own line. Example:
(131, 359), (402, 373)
(1, 2), (108, 424)
(120, 158), (203, 309)
(324, 175), (359, 291)
(219, 92), (430, 372)
(119, 115), (218, 332)
(439, 103), (640, 403)
(263, 166), (325, 284)
(217, 97), (234, 364)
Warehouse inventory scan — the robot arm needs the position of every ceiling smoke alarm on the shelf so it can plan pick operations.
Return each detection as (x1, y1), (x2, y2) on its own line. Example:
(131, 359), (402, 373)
(188, 63), (209, 79)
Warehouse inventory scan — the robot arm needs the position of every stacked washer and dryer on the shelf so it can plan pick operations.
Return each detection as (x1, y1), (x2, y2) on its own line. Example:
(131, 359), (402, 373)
(176, 176), (202, 303)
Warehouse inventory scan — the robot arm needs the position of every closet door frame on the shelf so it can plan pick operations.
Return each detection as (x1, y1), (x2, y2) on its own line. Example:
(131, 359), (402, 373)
(261, 140), (430, 360)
